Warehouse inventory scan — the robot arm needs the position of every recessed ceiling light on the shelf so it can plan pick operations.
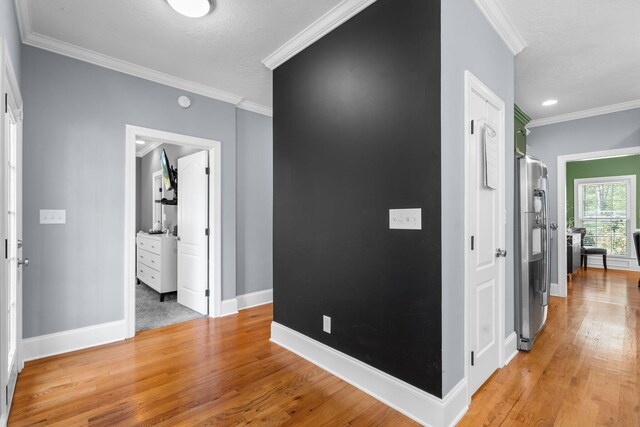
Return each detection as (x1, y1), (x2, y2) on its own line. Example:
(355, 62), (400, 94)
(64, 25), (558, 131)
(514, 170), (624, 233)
(167, 0), (212, 18)
(542, 99), (558, 107)
(136, 140), (146, 145)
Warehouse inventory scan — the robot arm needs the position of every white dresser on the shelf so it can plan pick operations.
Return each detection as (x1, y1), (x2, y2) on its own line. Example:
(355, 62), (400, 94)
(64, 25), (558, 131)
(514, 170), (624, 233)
(136, 232), (177, 301)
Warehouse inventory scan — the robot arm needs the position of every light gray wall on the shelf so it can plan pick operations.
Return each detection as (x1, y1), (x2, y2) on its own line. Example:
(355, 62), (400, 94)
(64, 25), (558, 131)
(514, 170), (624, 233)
(527, 108), (640, 283)
(441, 0), (515, 394)
(1, 0), (21, 84)
(137, 143), (203, 232)
(22, 46), (239, 338)
(236, 109), (273, 296)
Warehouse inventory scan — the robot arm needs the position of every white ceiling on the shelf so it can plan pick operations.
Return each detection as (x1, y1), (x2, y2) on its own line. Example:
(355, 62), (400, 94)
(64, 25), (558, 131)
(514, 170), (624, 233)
(21, 0), (344, 111)
(500, 0), (640, 121)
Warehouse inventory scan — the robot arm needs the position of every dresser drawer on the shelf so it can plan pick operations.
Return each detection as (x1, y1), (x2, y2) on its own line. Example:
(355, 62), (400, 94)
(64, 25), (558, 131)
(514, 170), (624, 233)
(137, 235), (161, 255)
(137, 264), (160, 291)
(137, 248), (161, 270)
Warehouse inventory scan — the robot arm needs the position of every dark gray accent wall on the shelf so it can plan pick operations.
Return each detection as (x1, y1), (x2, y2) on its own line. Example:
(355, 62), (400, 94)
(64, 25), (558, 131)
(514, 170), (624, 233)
(273, 0), (442, 396)
(441, 0), (515, 394)
(237, 109), (273, 295)
(22, 46), (239, 338)
(527, 108), (640, 283)
(1, 0), (21, 84)
(137, 143), (203, 232)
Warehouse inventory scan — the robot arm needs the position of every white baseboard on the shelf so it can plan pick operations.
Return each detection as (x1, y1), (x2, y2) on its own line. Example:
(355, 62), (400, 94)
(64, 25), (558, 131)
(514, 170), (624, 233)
(271, 322), (468, 427)
(21, 320), (126, 363)
(503, 332), (518, 366)
(237, 289), (273, 310)
(0, 413), (6, 427)
(219, 298), (239, 317)
(584, 255), (640, 272)
(550, 282), (562, 297)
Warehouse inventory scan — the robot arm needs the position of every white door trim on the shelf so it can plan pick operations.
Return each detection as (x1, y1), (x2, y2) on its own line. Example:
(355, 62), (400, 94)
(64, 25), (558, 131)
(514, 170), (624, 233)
(124, 125), (222, 338)
(463, 70), (506, 403)
(0, 37), (23, 420)
(556, 146), (640, 297)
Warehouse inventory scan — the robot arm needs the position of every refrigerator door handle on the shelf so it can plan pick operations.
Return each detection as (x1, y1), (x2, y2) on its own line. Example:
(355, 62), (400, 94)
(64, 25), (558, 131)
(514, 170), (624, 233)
(538, 185), (550, 306)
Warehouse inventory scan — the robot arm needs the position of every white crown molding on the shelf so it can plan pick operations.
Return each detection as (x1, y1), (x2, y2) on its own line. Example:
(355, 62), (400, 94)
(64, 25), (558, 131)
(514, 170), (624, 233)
(13, 0), (32, 42)
(262, 0), (377, 70)
(15, 0), (273, 116)
(527, 99), (640, 128)
(473, 0), (526, 55)
(136, 140), (162, 158)
(271, 322), (469, 426)
(237, 100), (274, 117)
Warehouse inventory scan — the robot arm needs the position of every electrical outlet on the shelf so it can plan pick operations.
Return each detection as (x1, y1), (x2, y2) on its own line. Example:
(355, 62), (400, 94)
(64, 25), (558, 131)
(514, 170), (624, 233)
(323, 315), (331, 334)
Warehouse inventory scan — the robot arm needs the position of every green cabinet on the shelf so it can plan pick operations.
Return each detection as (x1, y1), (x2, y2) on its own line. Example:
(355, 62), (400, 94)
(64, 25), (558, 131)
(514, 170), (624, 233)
(514, 104), (531, 157)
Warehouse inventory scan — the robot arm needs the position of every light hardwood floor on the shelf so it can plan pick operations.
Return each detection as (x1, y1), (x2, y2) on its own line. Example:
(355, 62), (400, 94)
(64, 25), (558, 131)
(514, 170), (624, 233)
(9, 269), (639, 425)
(9, 304), (416, 426)
(459, 269), (640, 426)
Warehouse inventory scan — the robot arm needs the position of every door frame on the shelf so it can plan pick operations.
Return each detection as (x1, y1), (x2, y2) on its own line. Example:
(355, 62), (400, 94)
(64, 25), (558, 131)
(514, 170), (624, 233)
(124, 125), (222, 338)
(556, 146), (640, 297)
(0, 38), (23, 421)
(463, 70), (506, 402)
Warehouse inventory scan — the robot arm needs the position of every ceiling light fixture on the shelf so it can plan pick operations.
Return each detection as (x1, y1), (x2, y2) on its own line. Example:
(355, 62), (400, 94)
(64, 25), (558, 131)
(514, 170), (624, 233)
(136, 140), (146, 145)
(167, 0), (212, 18)
(542, 99), (558, 107)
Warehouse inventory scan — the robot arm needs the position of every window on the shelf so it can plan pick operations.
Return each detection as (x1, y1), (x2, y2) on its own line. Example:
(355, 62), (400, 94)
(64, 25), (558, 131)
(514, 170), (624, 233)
(575, 176), (636, 257)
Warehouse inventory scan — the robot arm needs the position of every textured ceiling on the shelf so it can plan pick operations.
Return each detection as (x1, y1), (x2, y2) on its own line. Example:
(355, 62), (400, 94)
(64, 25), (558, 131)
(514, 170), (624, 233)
(26, 0), (344, 109)
(500, 0), (640, 120)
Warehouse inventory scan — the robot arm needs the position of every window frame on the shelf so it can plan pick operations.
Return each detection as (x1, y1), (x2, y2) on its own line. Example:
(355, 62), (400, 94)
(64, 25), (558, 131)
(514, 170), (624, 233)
(574, 174), (637, 258)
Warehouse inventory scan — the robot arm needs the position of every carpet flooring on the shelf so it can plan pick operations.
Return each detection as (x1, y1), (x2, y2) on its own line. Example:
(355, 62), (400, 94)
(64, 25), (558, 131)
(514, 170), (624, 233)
(136, 283), (204, 332)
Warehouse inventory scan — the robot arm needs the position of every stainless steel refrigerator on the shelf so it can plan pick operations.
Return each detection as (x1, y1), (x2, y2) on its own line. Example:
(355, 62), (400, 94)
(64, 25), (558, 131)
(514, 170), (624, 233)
(515, 156), (550, 351)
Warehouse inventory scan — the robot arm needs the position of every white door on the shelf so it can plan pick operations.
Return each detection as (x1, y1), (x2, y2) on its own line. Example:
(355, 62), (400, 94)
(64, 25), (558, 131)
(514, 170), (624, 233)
(466, 80), (505, 396)
(177, 151), (209, 314)
(1, 69), (23, 416)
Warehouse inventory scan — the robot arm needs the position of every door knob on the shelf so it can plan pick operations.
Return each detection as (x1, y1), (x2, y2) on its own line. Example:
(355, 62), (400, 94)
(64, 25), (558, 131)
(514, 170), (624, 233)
(550, 223), (558, 231)
(18, 258), (29, 267)
(495, 249), (507, 258)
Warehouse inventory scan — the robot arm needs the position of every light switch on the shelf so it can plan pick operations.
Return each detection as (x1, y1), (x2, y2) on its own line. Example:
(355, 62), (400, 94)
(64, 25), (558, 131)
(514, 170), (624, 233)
(389, 208), (421, 230)
(40, 209), (66, 224)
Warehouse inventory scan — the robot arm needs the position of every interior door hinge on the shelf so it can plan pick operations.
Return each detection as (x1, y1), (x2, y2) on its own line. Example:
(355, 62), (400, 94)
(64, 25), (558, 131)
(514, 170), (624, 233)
(205, 167), (210, 175)
(205, 228), (209, 236)
(470, 120), (474, 135)
(4, 239), (7, 259)
(471, 351), (475, 366)
(471, 236), (475, 251)
(205, 289), (210, 297)
(4, 93), (7, 114)
(5, 385), (8, 405)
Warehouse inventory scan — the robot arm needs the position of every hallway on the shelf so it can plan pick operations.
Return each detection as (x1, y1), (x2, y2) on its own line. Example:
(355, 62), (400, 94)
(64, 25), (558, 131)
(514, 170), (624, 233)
(459, 269), (640, 426)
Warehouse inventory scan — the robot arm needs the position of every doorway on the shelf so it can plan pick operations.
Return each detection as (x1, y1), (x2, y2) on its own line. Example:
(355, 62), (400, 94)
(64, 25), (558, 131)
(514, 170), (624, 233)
(463, 71), (507, 398)
(0, 40), (23, 420)
(556, 146), (640, 297)
(124, 125), (222, 338)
